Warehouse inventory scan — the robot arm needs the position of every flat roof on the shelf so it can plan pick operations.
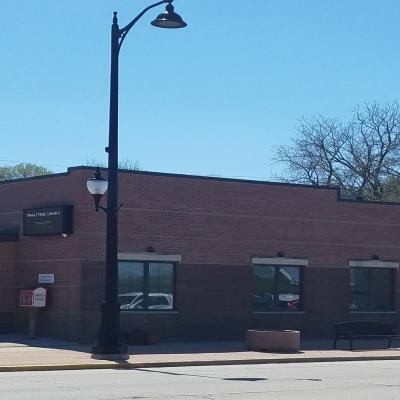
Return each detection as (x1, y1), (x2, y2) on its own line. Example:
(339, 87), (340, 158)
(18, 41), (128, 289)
(0, 165), (399, 206)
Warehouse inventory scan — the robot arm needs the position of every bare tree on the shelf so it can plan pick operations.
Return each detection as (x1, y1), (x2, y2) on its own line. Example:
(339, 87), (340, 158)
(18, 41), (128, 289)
(274, 101), (400, 200)
(85, 158), (141, 171)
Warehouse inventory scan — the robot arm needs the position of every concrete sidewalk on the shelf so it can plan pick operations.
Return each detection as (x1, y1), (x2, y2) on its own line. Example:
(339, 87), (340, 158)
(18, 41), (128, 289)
(1, 335), (400, 372)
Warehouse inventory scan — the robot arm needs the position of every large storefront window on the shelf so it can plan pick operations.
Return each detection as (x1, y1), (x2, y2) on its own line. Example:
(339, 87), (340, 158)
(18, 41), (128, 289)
(253, 265), (302, 311)
(118, 261), (175, 311)
(350, 268), (394, 311)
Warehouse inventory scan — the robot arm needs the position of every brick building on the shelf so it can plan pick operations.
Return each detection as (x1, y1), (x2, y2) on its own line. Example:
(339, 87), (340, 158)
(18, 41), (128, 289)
(0, 166), (399, 342)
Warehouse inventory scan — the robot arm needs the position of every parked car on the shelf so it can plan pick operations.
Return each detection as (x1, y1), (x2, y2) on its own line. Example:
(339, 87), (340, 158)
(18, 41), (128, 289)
(119, 292), (173, 311)
(119, 292), (142, 309)
(278, 293), (300, 310)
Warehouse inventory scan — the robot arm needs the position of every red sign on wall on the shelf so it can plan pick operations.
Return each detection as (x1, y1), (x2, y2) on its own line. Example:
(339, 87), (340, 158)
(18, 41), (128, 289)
(19, 290), (34, 307)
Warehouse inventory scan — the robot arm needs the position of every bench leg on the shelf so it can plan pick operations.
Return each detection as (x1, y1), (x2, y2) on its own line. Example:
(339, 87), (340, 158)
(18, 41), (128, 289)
(388, 338), (391, 348)
(333, 338), (337, 349)
(350, 338), (353, 351)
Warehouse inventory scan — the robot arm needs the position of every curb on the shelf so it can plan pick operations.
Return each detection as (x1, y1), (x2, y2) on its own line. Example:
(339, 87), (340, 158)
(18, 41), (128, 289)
(2, 355), (400, 372)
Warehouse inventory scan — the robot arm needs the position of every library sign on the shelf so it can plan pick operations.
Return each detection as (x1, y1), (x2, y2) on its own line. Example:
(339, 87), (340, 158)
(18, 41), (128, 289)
(23, 206), (73, 236)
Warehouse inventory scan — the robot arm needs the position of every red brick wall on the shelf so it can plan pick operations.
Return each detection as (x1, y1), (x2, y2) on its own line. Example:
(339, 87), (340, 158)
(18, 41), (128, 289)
(118, 171), (400, 266)
(1, 167), (400, 340)
(0, 172), (89, 339)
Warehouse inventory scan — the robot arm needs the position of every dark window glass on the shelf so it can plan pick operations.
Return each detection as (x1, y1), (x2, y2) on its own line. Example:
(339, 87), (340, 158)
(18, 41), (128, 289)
(118, 261), (175, 311)
(254, 266), (275, 311)
(350, 268), (394, 311)
(149, 263), (174, 310)
(118, 262), (144, 310)
(254, 265), (302, 311)
(350, 268), (369, 311)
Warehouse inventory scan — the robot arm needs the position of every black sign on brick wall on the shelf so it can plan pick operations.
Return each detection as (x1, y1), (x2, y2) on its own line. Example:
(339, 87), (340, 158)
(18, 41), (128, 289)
(23, 206), (73, 236)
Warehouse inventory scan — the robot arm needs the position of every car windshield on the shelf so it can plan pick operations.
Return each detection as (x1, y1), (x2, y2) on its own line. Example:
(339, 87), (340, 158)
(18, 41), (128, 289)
(118, 293), (142, 307)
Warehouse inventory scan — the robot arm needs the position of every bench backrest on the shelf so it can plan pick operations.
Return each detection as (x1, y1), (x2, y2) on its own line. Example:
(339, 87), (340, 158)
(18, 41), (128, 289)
(335, 320), (394, 335)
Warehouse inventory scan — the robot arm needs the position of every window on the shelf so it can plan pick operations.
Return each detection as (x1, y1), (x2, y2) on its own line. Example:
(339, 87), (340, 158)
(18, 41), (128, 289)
(118, 261), (175, 311)
(350, 268), (394, 311)
(253, 265), (302, 311)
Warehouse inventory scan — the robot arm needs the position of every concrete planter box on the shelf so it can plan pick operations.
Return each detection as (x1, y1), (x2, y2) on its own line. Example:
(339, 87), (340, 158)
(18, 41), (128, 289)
(246, 329), (300, 352)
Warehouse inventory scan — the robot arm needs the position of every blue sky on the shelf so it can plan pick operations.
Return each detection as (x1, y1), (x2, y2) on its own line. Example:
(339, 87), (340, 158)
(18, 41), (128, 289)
(1, 1), (400, 180)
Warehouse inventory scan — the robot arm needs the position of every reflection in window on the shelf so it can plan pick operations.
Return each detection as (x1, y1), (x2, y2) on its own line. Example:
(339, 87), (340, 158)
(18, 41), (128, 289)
(118, 261), (175, 311)
(118, 262), (143, 309)
(254, 265), (302, 311)
(350, 268), (394, 311)
(149, 263), (174, 295)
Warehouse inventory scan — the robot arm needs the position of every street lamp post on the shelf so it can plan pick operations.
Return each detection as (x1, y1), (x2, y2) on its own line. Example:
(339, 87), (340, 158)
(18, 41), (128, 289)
(87, 0), (187, 360)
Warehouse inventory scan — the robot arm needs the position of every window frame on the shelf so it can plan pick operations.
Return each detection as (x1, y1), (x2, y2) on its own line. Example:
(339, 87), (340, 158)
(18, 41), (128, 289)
(350, 267), (395, 312)
(118, 260), (176, 312)
(253, 264), (304, 312)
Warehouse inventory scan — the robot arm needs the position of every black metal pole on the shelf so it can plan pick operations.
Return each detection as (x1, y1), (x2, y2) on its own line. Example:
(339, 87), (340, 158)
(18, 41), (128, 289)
(90, 0), (182, 360)
(92, 12), (128, 359)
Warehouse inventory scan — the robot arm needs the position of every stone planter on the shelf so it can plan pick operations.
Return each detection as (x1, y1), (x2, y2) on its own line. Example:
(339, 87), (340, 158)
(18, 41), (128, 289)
(246, 329), (300, 352)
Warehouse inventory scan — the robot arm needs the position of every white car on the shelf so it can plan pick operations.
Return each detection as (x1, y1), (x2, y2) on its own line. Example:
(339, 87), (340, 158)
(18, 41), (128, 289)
(119, 292), (142, 309)
(119, 292), (173, 311)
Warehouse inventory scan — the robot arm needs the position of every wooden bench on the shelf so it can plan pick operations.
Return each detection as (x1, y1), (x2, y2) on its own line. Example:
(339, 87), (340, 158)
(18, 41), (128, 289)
(333, 320), (400, 351)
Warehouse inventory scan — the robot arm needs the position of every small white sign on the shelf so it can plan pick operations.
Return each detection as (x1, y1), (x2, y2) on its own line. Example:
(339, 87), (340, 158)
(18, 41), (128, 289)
(38, 274), (54, 284)
(33, 287), (47, 307)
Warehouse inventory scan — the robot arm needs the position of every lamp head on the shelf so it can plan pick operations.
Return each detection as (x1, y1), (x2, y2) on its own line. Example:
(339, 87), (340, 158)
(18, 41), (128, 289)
(87, 168), (108, 212)
(87, 168), (108, 195)
(151, 3), (187, 29)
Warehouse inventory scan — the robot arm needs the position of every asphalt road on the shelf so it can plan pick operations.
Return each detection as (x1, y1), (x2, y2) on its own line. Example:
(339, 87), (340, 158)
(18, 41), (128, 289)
(1, 360), (399, 399)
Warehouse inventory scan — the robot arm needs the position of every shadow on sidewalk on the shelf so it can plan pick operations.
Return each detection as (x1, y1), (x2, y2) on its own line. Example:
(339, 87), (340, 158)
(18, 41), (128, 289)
(0, 335), (254, 356)
(1, 334), (396, 356)
(0, 334), (90, 353)
(0, 335), (299, 355)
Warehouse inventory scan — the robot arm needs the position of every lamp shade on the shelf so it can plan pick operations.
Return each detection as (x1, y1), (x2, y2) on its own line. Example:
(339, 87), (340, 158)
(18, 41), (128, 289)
(151, 3), (187, 29)
(87, 169), (108, 195)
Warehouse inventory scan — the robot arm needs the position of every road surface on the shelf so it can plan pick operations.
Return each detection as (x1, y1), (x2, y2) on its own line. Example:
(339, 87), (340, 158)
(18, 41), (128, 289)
(1, 360), (399, 399)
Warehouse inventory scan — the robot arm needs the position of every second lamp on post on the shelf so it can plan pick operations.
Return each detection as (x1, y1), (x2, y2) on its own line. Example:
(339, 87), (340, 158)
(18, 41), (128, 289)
(87, 0), (187, 360)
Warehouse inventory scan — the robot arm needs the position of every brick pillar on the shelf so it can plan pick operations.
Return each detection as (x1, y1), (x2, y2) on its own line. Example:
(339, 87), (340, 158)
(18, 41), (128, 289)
(304, 267), (349, 338)
(0, 242), (17, 332)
